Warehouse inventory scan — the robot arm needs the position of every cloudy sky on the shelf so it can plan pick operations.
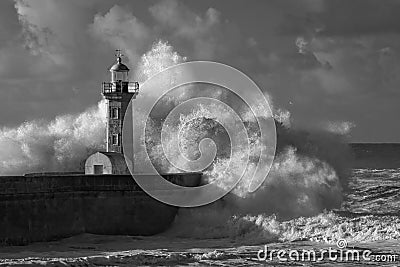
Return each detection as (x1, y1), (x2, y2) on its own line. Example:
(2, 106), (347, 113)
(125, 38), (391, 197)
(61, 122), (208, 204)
(0, 0), (399, 142)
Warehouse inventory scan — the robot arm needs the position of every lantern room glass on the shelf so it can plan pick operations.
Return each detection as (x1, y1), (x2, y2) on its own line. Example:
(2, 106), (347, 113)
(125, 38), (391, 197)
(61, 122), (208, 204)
(111, 70), (129, 82)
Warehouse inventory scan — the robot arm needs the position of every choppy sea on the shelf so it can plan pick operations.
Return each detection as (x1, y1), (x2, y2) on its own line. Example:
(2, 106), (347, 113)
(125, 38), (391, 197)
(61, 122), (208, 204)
(0, 167), (398, 266)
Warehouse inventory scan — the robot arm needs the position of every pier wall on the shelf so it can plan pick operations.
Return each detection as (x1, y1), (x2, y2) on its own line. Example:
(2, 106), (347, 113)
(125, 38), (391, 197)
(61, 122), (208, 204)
(0, 173), (201, 245)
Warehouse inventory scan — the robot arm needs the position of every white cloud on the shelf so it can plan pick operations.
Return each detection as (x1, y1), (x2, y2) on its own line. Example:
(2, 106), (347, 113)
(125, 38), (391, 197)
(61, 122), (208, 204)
(296, 36), (309, 54)
(324, 121), (355, 135)
(148, 0), (236, 59)
(90, 5), (152, 64)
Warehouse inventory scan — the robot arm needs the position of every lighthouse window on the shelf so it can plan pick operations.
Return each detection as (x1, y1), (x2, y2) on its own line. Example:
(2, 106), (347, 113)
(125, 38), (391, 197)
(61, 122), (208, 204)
(112, 134), (119, 145)
(111, 107), (119, 119)
(115, 71), (127, 81)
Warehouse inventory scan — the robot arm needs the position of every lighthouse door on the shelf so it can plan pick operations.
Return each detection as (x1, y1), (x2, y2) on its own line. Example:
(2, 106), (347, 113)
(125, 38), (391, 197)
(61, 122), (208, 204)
(94, 165), (103, 174)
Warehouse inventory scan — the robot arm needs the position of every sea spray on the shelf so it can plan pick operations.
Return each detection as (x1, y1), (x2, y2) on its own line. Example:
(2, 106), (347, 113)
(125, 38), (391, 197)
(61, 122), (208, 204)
(0, 100), (106, 175)
(131, 45), (353, 236)
(161, 100), (353, 239)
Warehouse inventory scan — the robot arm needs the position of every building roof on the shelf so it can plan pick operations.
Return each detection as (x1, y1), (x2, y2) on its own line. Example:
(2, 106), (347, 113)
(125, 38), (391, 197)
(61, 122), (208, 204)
(109, 56), (130, 72)
(94, 151), (129, 167)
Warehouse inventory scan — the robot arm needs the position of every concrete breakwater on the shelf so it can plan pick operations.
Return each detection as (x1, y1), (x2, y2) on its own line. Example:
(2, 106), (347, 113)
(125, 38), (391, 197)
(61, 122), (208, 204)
(0, 173), (201, 245)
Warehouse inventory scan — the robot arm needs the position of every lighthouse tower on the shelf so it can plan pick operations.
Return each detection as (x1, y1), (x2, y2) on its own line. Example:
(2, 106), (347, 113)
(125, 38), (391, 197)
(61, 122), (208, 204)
(84, 50), (139, 175)
(102, 50), (139, 153)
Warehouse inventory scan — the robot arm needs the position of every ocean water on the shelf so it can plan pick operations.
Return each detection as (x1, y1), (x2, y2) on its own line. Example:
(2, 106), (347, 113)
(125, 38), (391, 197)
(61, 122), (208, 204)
(0, 167), (399, 266)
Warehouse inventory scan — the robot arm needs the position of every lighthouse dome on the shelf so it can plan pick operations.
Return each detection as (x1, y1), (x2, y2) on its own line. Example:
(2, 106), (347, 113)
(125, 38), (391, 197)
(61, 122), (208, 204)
(109, 56), (129, 72)
(109, 61), (129, 72)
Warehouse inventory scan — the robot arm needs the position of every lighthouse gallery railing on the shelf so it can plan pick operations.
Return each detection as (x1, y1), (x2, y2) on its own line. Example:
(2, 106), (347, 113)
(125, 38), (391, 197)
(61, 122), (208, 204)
(102, 81), (139, 94)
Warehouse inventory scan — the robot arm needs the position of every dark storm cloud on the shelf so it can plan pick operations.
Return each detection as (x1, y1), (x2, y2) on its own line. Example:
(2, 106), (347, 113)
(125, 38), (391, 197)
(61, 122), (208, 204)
(237, 0), (400, 141)
(277, 0), (400, 36)
(0, 0), (399, 142)
(319, 0), (400, 36)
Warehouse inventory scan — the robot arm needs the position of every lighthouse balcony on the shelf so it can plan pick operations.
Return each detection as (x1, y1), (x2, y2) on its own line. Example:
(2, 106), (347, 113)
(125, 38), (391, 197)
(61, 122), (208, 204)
(102, 81), (139, 94)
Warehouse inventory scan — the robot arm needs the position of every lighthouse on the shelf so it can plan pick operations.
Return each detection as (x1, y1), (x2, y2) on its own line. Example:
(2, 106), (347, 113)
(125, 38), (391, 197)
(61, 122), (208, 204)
(84, 50), (139, 175)
(103, 50), (139, 153)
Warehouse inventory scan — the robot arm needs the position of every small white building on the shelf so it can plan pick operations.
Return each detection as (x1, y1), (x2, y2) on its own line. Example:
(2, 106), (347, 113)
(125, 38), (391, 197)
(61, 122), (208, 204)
(85, 152), (132, 175)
